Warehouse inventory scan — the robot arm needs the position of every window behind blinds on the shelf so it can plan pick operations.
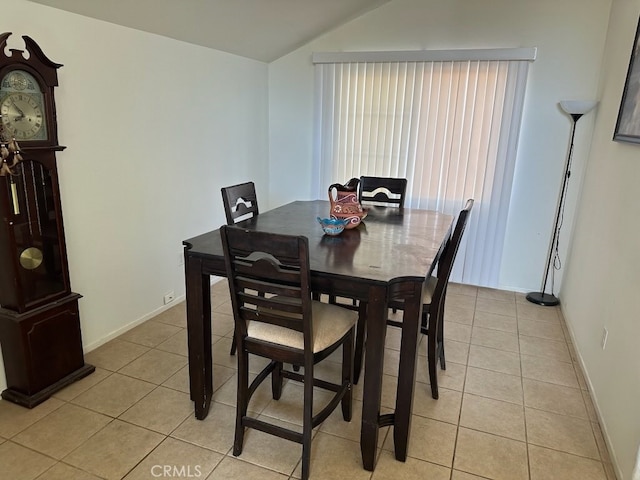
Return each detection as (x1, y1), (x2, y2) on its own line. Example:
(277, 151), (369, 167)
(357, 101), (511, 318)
(313, 49), (534, 286)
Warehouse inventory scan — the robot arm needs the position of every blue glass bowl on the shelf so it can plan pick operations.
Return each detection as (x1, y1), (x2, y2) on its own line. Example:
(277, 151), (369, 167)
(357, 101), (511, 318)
(317, 217), (349, 236)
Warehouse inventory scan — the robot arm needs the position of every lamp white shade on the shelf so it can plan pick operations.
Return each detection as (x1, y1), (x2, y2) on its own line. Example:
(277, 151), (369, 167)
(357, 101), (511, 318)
(559, 100), (598, 115)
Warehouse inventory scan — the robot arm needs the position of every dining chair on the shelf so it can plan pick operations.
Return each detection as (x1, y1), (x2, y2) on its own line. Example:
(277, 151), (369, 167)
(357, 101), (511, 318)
(330, 176), (408, 364)
(358, 175), (408, 208)
(221, 181), (259, 225)
(329, 176), (407, 313)
(353, 199), (473, 399)
(221, 181), (259, 355)
(220, 225), (356, 480)
(358, 176), (408, 311)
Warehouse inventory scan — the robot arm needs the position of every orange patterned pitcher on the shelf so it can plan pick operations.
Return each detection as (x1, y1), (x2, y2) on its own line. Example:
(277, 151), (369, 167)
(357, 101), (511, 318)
(328, 178), (365, 229)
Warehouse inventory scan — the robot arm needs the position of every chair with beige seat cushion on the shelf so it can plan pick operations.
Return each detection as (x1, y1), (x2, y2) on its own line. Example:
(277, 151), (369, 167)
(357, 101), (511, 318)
(333, 176), (407, 315)
(330, 176), (408, 367)
(358, 175), (407, 318)
(221, 181), (324, 365)
(220, 225), (356, 480)
(221, 181), (259, 356)
(354, 199), (473, 399)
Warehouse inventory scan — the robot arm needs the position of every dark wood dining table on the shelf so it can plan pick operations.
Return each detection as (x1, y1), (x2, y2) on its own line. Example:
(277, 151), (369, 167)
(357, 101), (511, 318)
(182, 200), (453, 471)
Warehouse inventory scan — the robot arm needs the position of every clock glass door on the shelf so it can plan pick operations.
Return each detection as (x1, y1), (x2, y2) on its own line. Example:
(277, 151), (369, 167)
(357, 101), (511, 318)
(7, 159), (68, 309)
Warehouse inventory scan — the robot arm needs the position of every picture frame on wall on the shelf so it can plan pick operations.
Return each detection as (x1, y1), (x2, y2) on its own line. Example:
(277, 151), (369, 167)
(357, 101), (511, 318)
(614, 17), (640, 144)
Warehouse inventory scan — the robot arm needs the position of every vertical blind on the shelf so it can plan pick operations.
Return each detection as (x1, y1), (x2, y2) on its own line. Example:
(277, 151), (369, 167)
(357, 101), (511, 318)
(313, 49), (535, 286)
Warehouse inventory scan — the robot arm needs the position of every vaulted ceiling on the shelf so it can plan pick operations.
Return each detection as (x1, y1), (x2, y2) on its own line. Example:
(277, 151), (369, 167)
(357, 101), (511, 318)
(28, 0), (391, 62)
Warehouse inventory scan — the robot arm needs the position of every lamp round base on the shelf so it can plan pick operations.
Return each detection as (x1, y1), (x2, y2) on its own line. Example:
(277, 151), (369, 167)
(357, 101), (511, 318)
(526, 292), (560, 306)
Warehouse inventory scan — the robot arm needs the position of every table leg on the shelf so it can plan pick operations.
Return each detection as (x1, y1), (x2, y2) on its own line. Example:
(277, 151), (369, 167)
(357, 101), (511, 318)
(393, 281), (423, 461)
(185, 254), (213, 420)
(360, 285), (388, 471)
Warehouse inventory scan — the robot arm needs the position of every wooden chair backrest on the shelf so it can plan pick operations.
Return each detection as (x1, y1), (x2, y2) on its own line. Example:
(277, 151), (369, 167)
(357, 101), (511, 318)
(220, 225), (313, 346)
(359, 176), (407, 208)
(221, 181), (259, 225)
(431, 199), (474, 303)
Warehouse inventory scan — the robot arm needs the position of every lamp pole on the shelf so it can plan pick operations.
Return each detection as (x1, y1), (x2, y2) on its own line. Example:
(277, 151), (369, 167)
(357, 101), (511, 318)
(526, 101), (597, 306)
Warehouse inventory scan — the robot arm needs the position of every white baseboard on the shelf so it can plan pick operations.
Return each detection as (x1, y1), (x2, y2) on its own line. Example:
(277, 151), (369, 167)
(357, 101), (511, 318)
(84, 277), (227, 353)
(560, 306), (622, 480)
(83, 293), (186, 353)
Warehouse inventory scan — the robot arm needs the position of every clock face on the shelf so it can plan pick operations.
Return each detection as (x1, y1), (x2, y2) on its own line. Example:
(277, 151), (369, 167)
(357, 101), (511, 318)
(1, 92), (45, 140)
(0, 70), (47, 141)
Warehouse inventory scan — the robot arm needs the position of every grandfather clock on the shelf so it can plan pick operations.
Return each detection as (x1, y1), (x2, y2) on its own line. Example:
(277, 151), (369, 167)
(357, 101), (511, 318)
(0, 33), (93, 407)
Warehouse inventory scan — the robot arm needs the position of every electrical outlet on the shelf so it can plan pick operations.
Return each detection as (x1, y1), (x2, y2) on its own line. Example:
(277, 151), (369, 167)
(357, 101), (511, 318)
(163, 291), (175, 305)
(178, 251), (184, 266)
(601, 327), (608, 350)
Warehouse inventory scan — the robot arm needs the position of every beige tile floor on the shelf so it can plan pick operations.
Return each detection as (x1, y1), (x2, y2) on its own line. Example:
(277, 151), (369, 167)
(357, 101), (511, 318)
(0, 281), (618, 480)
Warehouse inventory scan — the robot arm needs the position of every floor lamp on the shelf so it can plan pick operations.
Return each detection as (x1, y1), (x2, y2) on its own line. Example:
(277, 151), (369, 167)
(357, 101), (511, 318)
(526, 100), (598, 306)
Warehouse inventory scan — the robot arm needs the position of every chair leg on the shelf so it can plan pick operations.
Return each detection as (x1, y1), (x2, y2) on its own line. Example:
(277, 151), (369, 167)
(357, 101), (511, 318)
(272, 361), (283, 400)
(230, 338), (237, 356)
(426, 316), (439, 400)
(427, 343), (439, 400)
(437, 300), (446, 370)
(353, 302), (367, 385)
(234, 344), (249, 456)
(301, 438), (311, 480)
(439, 341), (446, 370)
(341, 328), (354, 421)
(301, 362), (314, 480)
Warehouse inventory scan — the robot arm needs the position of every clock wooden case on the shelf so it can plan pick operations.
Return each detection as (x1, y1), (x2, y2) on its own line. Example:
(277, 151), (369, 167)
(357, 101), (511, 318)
(0, 32), (93, 407)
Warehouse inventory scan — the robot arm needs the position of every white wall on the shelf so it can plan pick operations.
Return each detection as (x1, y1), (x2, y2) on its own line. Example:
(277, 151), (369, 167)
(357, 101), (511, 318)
(268, 0), (610, 294)
(563, 0), (640, 478)
(0, 0), (269, 391)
